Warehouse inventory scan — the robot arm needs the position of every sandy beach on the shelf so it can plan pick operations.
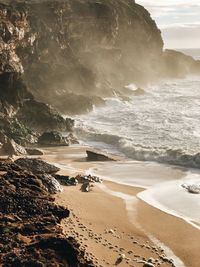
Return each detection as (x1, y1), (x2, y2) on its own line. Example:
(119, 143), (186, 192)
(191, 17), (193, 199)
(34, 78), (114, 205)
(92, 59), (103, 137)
(42, 145), (200, 267)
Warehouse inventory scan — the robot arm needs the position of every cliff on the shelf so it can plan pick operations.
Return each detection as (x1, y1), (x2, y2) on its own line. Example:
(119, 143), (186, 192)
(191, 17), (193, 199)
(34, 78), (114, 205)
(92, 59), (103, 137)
(0, 0), (163, 114)
(162, 49), (200, 78)
(1, 0), (199, 140)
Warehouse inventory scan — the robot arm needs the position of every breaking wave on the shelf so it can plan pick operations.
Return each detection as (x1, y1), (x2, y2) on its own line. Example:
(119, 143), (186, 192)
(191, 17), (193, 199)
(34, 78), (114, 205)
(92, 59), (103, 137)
(76, 126), (200, 169)
(75, 76), (200, 169)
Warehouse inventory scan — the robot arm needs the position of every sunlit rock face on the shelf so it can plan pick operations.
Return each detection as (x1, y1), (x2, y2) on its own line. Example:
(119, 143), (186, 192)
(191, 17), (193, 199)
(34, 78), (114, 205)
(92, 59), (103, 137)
(0, 0), (164, 114)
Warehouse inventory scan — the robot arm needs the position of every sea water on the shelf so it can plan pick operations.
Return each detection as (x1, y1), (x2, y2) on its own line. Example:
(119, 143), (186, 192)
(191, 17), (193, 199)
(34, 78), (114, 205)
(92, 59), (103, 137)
(74, 48), (200, 228)
(75, 76), (200, 169)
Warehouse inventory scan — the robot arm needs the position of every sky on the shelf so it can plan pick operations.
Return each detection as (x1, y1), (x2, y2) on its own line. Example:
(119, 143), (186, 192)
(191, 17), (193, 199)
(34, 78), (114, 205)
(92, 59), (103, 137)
(136, 0), (200, 49)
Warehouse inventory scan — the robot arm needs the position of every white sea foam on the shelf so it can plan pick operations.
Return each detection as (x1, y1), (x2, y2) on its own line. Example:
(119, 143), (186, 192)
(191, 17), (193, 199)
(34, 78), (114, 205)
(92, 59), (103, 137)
(88, 161), (200, 230)
(75, 77), (200, 169)
(73, 75), (200, 230)
(99, 183), (186, 267)
(138, 171), (200, 230)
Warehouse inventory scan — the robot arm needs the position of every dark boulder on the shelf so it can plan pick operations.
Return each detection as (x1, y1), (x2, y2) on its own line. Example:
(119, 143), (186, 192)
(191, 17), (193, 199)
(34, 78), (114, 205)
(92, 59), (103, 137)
(54, 174), (78, 186)
(86, 149), (116, 161)
(38, 131), (69, 146)
(81, 182), (92, 193)
(38, 132), (79, 146)
(14, 158), (60, 174)
(0, 161), (23, 172)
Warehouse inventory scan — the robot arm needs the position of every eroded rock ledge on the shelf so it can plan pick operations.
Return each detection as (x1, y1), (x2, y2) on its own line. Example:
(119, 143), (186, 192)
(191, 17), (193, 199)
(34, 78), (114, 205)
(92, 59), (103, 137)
(0, 158), (94, 266)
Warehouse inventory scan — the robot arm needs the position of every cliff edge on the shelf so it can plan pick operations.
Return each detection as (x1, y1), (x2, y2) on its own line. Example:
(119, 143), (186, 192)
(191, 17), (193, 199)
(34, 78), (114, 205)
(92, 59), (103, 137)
(0, 0), (163, 114)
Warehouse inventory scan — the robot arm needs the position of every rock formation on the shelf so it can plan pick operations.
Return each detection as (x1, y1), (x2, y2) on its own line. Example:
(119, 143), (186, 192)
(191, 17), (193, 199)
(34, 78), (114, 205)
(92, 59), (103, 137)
(86, 149), (117, 161)
(0, 0), (164, 115)
(0, 159), (94, 266)
(0, 0), (199, 146)
(14, 158), (60, 174)
(162, 49), (200, 78)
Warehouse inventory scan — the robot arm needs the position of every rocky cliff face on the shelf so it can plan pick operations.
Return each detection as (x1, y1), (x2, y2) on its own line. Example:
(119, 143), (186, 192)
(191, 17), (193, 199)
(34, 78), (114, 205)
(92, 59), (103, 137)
(1, 0), (199, 120)
(0, 0), (163, 114)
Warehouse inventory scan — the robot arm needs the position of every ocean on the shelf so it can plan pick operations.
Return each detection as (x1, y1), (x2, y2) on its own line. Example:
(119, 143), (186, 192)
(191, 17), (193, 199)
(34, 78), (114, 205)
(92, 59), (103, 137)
(75, 48), (200, 170)
(71, 48), (200, 232)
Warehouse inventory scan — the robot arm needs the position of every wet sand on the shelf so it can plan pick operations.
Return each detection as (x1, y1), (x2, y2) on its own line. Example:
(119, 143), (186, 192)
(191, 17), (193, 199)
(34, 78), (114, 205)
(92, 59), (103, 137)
(55, 182), (171, 267)
(42, 145), (200, 267)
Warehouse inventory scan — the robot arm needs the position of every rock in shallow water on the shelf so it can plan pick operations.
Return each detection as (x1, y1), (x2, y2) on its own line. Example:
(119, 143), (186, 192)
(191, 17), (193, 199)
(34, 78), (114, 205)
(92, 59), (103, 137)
(86, 149), (116, 161)
(182, 183), (200, 194)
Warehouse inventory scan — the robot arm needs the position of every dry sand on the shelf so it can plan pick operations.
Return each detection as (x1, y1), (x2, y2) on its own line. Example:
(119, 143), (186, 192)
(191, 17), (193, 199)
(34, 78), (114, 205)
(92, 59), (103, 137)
(42, 145), (200, 267)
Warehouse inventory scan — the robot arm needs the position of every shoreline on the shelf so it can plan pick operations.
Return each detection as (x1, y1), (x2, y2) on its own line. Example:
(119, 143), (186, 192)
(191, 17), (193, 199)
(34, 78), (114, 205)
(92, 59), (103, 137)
(42, 145), (200, 267)
(42, 145), (200, 228)
(1, 144), (198, 266)
(55, 180), (173, 267)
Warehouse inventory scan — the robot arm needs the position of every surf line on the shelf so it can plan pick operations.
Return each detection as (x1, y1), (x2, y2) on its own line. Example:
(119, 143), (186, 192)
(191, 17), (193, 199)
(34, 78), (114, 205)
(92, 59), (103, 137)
(98, 183), (186, 267)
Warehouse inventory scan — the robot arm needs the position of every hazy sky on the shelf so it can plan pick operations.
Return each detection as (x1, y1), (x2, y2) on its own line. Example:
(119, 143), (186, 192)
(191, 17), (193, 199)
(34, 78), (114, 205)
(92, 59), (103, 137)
(137, 0), (200, 49)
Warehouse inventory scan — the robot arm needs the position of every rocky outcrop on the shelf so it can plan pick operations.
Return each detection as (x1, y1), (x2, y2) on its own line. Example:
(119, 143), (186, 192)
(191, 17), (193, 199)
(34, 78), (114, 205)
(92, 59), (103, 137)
(0, 0), (164, 115)
(38, 131), (70, 146)
(16, 99), (74, 133)
(86, 149), (117, 161)
(0, 159), (94, 266)
(14, 158), (60, 174)
(38, 131), (78, 146)
(54, 173), (103, 186)
(182, 183), (200, 194)
(1, 0), (199, 152)
(162, 49), (200, 78)
(0, 115), (36, 145)
(0, 67), (73, 152)
(0, 65), (73, 152)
